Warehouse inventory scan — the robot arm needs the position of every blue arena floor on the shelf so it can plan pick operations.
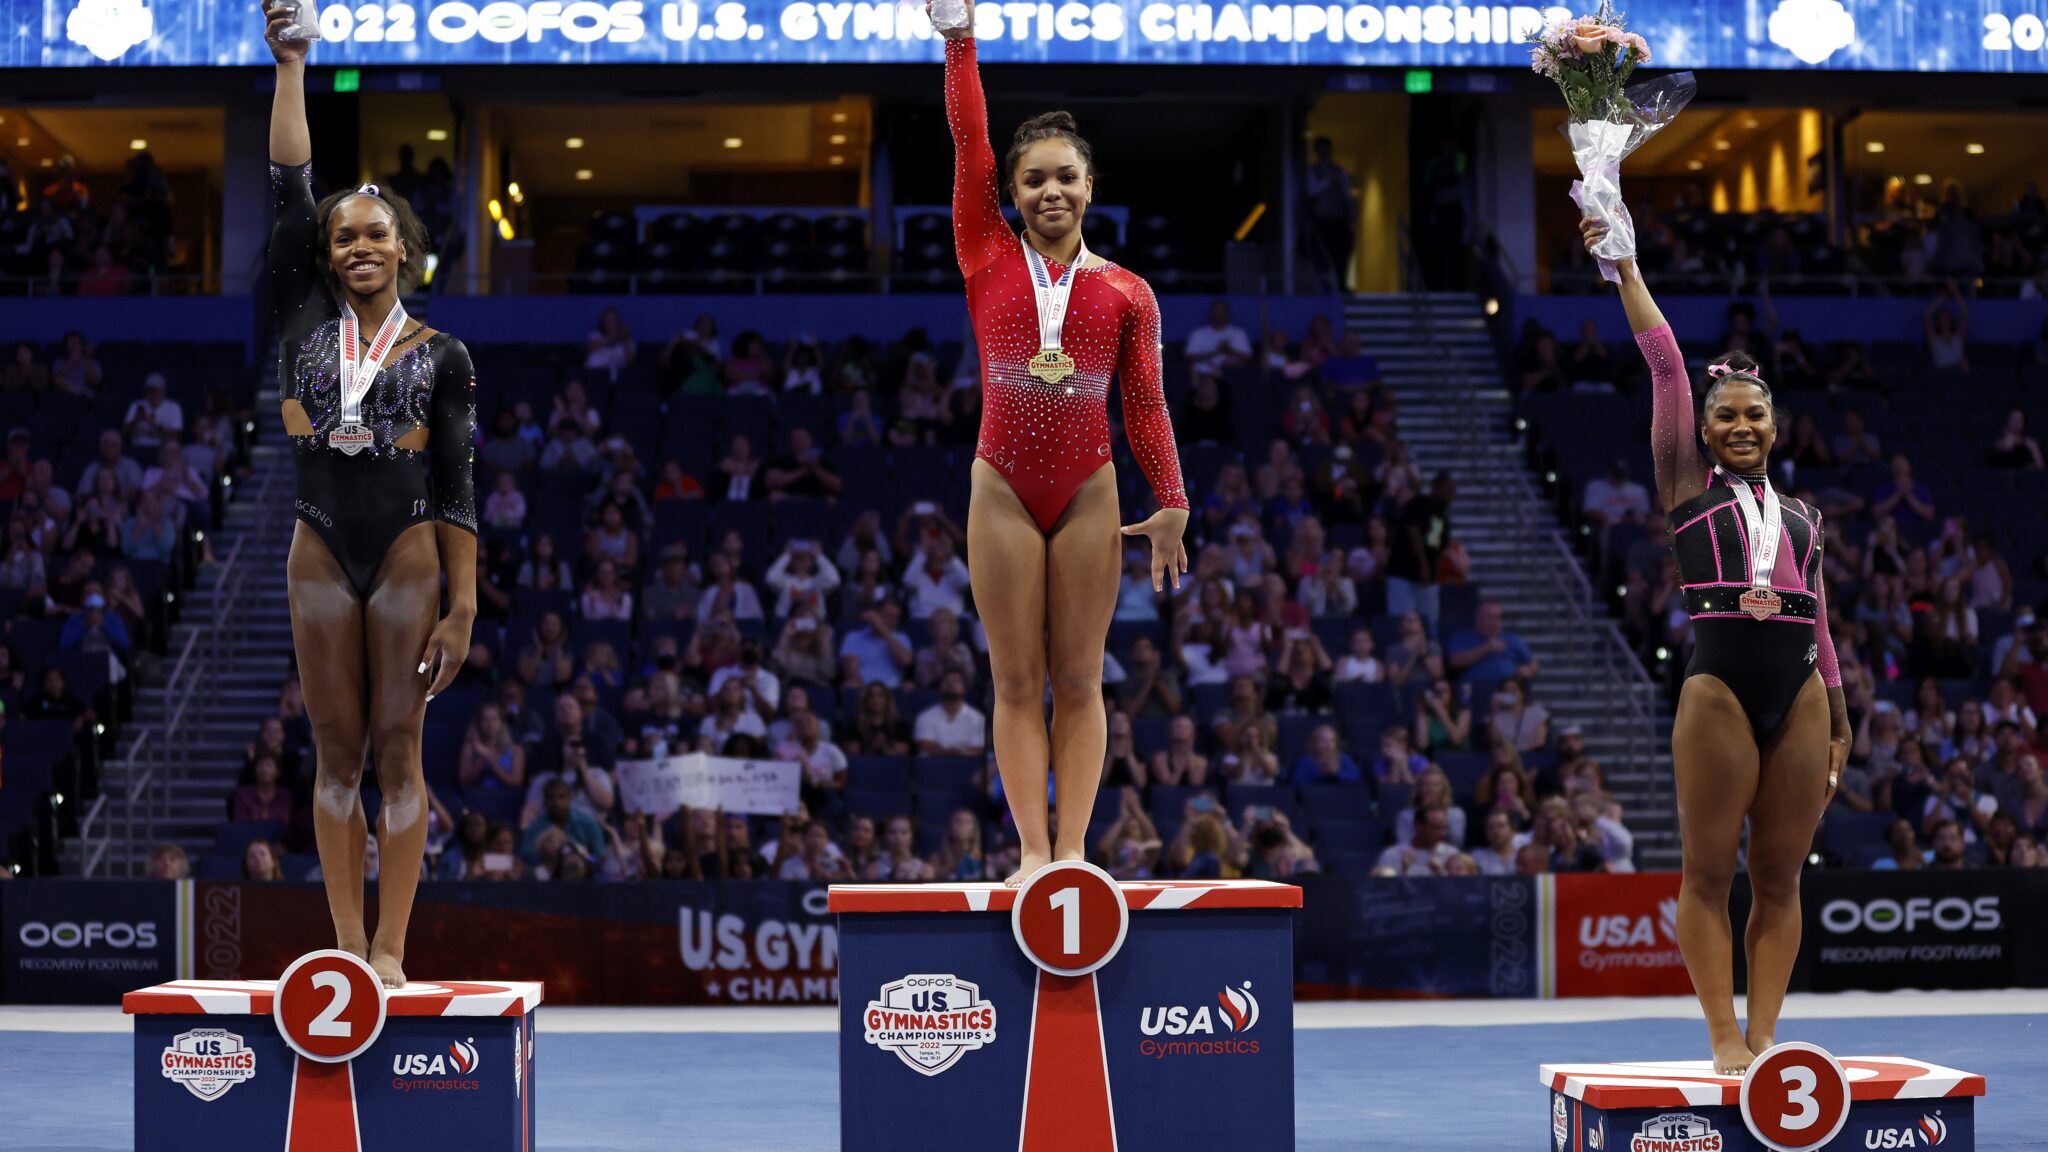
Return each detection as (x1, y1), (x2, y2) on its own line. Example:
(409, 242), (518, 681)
(3, 1009), (2044, 1149)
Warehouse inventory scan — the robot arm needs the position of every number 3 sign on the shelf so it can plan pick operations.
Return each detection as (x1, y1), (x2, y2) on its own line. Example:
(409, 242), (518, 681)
(1740, 1041), (1852, 1152)
(1011, 861), (1130, 976)
(273, 950), (390, 1063)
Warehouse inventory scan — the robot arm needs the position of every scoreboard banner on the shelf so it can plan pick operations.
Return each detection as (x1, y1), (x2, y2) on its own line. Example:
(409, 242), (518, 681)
(7, 0), (2048, 70)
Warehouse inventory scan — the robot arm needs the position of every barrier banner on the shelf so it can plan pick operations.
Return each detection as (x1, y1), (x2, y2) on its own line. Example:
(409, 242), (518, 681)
(0, 879), (178, 1004)
(1293, 875), (1538, 998)
(188, 880), (837, 1005)
(1551, 872), (1691, 998)
(616, 753), (801, 818)
(1801, 868), (2048, 993)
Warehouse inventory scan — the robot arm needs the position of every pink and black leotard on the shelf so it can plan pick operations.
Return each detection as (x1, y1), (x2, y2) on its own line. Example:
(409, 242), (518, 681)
(1640, 324), (1841, 743)
(944, 38), (1187, 532)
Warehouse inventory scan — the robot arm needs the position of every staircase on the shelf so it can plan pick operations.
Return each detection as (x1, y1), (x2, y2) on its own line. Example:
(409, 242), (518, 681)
(1346, 293), (1678, 869)
(73, 390), (296, 876)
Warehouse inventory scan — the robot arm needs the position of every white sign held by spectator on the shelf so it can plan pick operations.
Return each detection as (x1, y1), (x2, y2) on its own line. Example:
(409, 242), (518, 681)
(616, 753), (801, 817)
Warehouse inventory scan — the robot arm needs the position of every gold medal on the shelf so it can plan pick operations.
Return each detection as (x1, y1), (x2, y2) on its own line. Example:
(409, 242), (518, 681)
(1029, 349), (1077, 385)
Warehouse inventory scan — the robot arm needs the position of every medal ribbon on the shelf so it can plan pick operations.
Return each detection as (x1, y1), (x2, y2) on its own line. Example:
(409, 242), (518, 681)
(1718, 467), (1782, 590)
(337, 299), (409, 425)
(1019, 233), (1090, 359)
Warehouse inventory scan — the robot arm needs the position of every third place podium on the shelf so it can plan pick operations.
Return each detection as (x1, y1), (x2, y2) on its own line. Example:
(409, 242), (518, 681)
(831, 864), (1301, 1152)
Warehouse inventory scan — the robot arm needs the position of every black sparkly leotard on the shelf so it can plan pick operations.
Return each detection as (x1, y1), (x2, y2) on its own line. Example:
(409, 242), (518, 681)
(1640, 324), (1840, 745)
(271, 163), (477, 598)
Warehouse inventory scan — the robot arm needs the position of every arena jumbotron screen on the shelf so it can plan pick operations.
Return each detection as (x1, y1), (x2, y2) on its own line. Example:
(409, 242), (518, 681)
(10, 0), (2048, 70)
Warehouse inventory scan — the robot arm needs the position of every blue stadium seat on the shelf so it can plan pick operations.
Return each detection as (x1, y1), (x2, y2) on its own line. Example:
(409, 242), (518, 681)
(1225, 783), (1299, 825)
(1309, 818), (1383, 854)
(914, 788), (980, 822)
(1433, 751), (1493, 804)
(846, 756), (910, 791)
(1821, 810), (1896, 868)
(843, 788), (912, 823)
(912, 756), (982, 793)
(1130, 717), (1172, 759)
(213, 820), (286, 862)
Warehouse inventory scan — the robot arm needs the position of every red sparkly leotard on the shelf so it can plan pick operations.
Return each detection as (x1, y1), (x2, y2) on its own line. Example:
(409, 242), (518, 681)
(945, 38), (1188, 532)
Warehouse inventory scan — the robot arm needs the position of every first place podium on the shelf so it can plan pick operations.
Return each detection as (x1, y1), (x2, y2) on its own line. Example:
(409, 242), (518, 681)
(126, 954), (541, 1152)
(831, 867), (1302, 1152)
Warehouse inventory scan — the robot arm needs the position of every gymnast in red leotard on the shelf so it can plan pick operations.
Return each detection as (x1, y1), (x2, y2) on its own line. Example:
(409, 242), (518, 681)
(937, 2), (1189, 883)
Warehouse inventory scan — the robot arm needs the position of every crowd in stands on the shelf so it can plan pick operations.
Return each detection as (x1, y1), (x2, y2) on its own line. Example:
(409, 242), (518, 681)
(213, 301), (1635, 885)
(1552, 180), (2048, 299)
(0, 332), (248, 870)
(1521, 286), (2048, 872)
(0, 151), (183, 295)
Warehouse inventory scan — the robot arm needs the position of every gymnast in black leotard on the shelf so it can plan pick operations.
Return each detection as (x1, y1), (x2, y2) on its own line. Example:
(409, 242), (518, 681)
(1583, 213), (1848, 1077)
(267, 0), (476, 990)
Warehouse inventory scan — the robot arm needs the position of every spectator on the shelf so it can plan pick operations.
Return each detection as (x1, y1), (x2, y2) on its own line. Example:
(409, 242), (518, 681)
(1476, 743), (1536, 827)
(1388, 473), (1454, 638)
(1266, 630), (1334, 715)
(1448, 601), (1539, 684)
(1535, 800), (1605, 872)
(913, 607), (975, 692)
(584, 308), (637, 372)
(1544, 723), (1604, 798)
(1832, 410), (1883, 470)
(1384, 610), (1444, 693)
(839, 815), (882, 878)
(1150, 715), (1211, 786)
(1211, 673), (1274, 753)
(1370, 725), (1427, 786)
(1489, 679), (1550, 754)
(1114, 634), (1181, 720)
(1098, 787), (1163, 878)
(779, 711), (847, 794)
(699, 678), (770, 752)
(765, 539), (841, 618)
(713, 434), (762, 501)
(1241, 810), (1317, 879)
(1979, 721), (2031, 816)
(848, 682), (912, 756)
(696, 553), (764, 622)
(709, 637), (779, 715)
(840, 599), (914, 688)
(1922, 282), (1970, 374)
(1988, 407), (2044, 470)
(1180, 370), (1236, 445)
(1870, 818), (1925, 870)
(1374, 806), (1457, 875)
(1971, 535), (2014, 613)
(79, 429), (144, 502)
(521, 735), (616, 826)
(1926, 819), (1969, 869)
(1412, 678), (1473, 753)
(458, 703), (526, 793)
(1217, 720), (1280, 786)
(520, 779), (607, 867)
(539, 419), (599, 475)
(914, 670), (985, 756)
(1872, 454), (1937, 524)
(243, 840), (285, 882)
(1395, 765), (1467, 848)
(1185, 300), (1253, 377)
(1471, 810), (1521, 875)
(1114, 549), (1166, 622)
(124, 374), (184, 449)
(50, 333), (101, 397)
(764, 427), (843, 501)
(837, 389), (885, 446)
(1304, 139), (1357, 284)
(549, 379), (604, 438)
(482, 473), (528, 529)
(148, 843), (190, 881)
(232, 755), (294, 824)
(59, 590), (130, 680)
(723, 332), (775, 396)
(1102, 712), (1148, 788)
(901, 534), (972, 620)
(928, 808), (987, 880)
(585, 501), (641, 572)
(2014, 753), (2048, 841)
(1582, 459), (1650, 528)
(1292, 723), (1362, 786)
(653, 458), (705, 502)
(773, 609), (837, 690)
(481, 410), (536, 475)
(1333, 628), (1384, 684)
(1923, 757), (1996, 844)
(517, 533), (576, 592)
(1165, 799), (1238, 878)
(776, 819), (853, 881)
(1571, 791), (1634, 872)
(641, 543), (701, 622)
(1566, 320), (1613, 388)
(865, 814), (933, 881)
(0, 343), (49, 395)
(1297, 551), (1357, 618)
(1320, 331), (1380, 392)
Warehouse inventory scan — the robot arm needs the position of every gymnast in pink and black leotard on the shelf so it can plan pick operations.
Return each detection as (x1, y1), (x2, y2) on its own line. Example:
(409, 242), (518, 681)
(945, 36), (1188, 532)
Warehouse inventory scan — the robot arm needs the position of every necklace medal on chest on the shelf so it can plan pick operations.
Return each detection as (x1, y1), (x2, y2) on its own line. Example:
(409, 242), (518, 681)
(330, 298), (409, 457)
(1720, 466), (1784, 621)
(1021, 234), (1088, 387)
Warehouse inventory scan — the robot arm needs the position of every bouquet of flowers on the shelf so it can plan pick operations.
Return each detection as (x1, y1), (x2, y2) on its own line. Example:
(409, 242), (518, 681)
(1528, 1), (1694, 281)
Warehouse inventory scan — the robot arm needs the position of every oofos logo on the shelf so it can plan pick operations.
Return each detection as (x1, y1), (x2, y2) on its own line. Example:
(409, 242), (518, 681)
(17, 921), (159, 949)
(1819, 897), (1999, 934)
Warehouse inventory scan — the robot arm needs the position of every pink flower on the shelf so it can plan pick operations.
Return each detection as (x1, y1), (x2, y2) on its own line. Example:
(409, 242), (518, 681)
(1569, 18), (1614, 54)
(1622, 31), (1651, 63)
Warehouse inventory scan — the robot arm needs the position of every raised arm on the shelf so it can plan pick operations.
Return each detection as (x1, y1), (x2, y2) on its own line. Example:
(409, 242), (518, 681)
(266, 8), (323, 334)
(1583, 215), (1705, 511)
(942, 26), (1011, 278)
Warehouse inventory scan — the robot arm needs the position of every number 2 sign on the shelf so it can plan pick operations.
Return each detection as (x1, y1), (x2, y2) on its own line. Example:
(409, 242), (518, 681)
(273, 950), (390, 1064)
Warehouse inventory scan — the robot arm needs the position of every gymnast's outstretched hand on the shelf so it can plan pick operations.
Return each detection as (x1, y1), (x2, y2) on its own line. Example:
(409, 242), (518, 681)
(1121, 506), (1190, 592)
(418, 611), (474, 703)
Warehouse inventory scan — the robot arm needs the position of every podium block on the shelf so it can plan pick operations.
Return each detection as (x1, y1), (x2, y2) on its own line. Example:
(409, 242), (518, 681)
(1541, 1055), (1987, 1152)
(126, 977), (542, 1152)
(831, 878), (1301, 1152)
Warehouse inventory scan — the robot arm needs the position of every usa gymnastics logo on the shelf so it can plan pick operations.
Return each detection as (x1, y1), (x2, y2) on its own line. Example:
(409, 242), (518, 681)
(391, 1039), (482, 1091)
(1865, 1113), (1947, 1147)
(862, 974), (997, 1077)
(161, 1029), (257, 1102)
(1138, 981), (1265, 1058)
(1631, 1111), (1723, 1152)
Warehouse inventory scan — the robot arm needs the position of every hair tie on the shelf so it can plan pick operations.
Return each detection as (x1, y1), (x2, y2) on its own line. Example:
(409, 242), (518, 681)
(1706, 362), (1732, 379)
(356, 182), (381, 197)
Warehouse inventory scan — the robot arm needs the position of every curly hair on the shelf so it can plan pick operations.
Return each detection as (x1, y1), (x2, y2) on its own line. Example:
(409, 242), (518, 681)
(1001, 110), (1095, 205)
(312, 185), (431, 296)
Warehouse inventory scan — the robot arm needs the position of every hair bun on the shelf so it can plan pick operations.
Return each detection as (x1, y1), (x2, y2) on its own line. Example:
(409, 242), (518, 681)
(1015, 110), (1079, 143)
(1712, 350), (1761, 375)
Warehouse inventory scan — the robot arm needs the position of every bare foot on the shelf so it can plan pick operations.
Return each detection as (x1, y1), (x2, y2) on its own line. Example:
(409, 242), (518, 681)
(368, 950), (406, 989)
(1052, 848), (1086, 865)
(334, 932), (371, 964)
(1713, 1034), (1757, 1076)
(1746, 1030), (1775, 1058)
(1005, 851), (1052, 887)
